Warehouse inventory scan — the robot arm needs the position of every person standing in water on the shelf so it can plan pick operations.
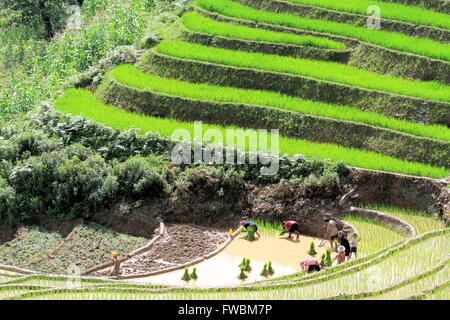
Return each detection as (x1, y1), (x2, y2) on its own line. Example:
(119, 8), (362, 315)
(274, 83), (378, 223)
(319, 217), (339, 249)
(240, 220), (261, 238)
(283, 220), (300, 240)
(110, 251), (121, 277)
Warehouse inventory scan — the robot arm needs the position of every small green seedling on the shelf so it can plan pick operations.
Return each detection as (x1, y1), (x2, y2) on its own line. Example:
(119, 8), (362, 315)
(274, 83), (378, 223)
(245, 258), (252, 272)
(182, 267), (191, 281)
(238, 266), (248, 280)
(267, 261), (274, 275)
(325, 249), (332, 267)
(308, 242), (317, 256)
(246, 225), (256, 241)
(320, 253), (326, 267)
(260, 263), (269, 277)
(190, 268), (198, 280)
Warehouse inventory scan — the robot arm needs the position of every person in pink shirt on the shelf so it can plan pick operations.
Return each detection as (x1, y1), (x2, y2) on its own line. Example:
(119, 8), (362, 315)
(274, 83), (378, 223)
(283, 220), (300, 240)
(300, 257), (321, 273)
(334, 245), (346, 264)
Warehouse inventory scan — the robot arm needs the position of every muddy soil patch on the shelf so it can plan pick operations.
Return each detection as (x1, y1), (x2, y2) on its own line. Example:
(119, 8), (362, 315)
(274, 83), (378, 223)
(104, 224), (228, 277)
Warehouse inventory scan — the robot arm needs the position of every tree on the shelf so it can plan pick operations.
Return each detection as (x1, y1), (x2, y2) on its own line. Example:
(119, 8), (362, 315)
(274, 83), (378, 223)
(2, 0), (69, 39)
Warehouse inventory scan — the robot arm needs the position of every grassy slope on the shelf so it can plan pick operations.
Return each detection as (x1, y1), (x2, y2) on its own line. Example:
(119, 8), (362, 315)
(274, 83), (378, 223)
(182, 12), (346, 50)
(53, 89), (449, 178)
(110, 64), (450, 142)
(196, 0), (450, 62)
(288, 0), (450, 31)
(154, 41), (450, 104)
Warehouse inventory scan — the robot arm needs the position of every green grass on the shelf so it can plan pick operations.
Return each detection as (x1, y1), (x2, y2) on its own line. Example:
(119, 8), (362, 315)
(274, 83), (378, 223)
(153, 40), (450, 104)
(196, 0), (450, 62)
(110, 64), (450, 142)
(341, 215), (405, 255)
(362, 205), (447, 235)
(288, 0), (450, 31)
(53, 88), (449, 179)
(181, 12), (346, 50)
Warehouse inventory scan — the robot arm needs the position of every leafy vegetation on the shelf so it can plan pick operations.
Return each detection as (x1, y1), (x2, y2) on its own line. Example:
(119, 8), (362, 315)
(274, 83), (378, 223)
(53, 89), (449, 178)
(0, 227), (63, 268)
(154, 41), (450, 103)
(33, 223), (149, 274)
(287, 0), (450, 31)
(196, 0), (450, 62)
(0, 0), (160, 121)
(109, 64), (450, 142)
(181, 12), (346, 50)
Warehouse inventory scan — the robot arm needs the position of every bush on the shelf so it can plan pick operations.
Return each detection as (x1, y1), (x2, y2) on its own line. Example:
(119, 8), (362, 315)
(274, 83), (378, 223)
(115, 156), (169, 198)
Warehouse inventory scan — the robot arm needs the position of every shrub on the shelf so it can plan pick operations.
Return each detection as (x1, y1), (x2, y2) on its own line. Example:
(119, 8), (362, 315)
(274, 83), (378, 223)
(114, 156), (168, 198)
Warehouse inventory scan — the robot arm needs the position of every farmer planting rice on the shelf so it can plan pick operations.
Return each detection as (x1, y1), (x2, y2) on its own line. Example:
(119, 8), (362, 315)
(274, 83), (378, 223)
(240, 220), (261, 239)
(300, 257), (321, 273)
(319, 217), (339, 249)
(282, 220), (300, 240)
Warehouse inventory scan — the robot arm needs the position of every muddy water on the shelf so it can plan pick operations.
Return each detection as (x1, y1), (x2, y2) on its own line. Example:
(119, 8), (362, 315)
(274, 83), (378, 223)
(127, 234), (327, 288)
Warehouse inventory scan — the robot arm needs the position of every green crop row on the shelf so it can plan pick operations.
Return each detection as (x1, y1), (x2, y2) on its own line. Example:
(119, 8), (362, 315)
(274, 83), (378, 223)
(153, 41), (450, 104)
(109, 64), (450, 142)
(54, 89), (449, 179)
(341, 215), (404, 255)
(196, 0), (450, 62)
(181, 12), (346, 50)
(287, 0), (450, 31)
(362, 204), (447, 234)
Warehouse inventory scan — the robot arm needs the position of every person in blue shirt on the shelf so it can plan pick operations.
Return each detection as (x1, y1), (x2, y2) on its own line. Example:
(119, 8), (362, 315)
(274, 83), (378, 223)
(240, 220), (261, 238)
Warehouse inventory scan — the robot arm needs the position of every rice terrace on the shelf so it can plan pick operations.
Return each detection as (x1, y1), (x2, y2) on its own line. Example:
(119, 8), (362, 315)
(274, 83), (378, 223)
(0, 0), (449, 303)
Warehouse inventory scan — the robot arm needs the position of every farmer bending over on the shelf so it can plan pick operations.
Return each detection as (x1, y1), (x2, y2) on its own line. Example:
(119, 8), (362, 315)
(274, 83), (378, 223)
(319, 217), (338, 249)
(300, 257), (321, 273)
(283, 220), (300, 240)
(240, 220), (261, 238)
(110, 251), (121, 277)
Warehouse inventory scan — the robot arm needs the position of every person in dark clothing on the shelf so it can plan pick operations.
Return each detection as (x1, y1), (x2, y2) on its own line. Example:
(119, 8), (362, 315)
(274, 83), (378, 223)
(338, 231), (351, 261)
(240, 220), (261, 238)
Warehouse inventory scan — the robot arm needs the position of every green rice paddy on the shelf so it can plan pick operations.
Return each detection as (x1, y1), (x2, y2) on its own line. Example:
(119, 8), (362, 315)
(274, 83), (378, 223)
(287, 0), (450, 31)
(110, 64), (450, 142)
(182, 12), (346, 50)
(196, 0), (450, 62)
(153, 40), (450, 103)
(53, 88), (449, 179)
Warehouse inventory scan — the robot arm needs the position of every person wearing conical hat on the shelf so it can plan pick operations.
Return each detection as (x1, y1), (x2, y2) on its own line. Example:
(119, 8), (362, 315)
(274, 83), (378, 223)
(110, 251), (121, 276)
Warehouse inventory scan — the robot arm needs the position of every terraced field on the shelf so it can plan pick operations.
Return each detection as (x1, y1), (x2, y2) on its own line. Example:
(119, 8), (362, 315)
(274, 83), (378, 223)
(0, 0), (448, 300)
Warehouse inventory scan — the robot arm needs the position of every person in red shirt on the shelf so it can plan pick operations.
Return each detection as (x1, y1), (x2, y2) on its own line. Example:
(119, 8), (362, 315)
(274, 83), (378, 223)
(283, 220), (300, 240)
